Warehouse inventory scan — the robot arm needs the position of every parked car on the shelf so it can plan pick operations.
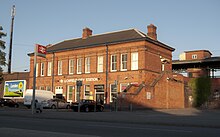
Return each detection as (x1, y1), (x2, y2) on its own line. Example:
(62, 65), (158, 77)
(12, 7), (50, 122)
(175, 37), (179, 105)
(41, 98), (71, 109)
(0, 98), (19, 108)
(71, 99), (104, 112)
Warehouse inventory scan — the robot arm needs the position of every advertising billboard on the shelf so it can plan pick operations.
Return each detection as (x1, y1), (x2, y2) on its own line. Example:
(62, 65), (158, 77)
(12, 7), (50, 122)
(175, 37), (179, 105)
(4, 80), (26, 98)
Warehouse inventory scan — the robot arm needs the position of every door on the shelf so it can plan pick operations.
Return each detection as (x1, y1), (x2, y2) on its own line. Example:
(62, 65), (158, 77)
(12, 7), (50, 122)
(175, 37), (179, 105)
(96, 94), (104, 105)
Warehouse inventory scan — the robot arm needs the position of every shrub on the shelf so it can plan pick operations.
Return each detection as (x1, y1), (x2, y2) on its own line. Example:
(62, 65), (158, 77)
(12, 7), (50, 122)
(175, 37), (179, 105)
(188, 77), (211, 107)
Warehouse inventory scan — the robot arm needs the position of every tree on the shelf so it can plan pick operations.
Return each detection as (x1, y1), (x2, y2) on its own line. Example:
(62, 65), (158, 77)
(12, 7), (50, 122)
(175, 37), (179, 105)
(188, 77), (211, 107)
(0, 25), (7, 83)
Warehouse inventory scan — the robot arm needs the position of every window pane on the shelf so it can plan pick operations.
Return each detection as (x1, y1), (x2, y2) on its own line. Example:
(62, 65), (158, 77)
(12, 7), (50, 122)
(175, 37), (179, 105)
(58, 61), (62, 75)
(98, 56), (103, 72)
(48, 62), (52, 76)
(131, 52), (138, 70)
(111, 55), (117, 71)
(69, 59), (74, 74)
(77, 58), (82, 74)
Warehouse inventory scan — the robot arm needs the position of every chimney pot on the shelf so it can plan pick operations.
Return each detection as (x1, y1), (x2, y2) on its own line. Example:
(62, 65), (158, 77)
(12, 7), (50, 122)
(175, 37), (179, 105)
(147, 24), (157, 40)
(82, 27), (92, 39)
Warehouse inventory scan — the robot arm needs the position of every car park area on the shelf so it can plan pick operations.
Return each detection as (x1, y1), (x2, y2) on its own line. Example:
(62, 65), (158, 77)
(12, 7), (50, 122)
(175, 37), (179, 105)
(41, 98), (71, 109)
(0, 98), (19, 108)
(71, 99), (104, 112)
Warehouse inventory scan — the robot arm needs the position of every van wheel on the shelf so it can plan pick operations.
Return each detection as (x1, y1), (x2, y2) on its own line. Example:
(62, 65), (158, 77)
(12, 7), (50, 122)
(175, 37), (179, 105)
(14, 104), (19, 108)
(51, 105), (56, 109)
(66, 105), (70, 109)
(85, 106), (89, 112)
(99, 106), (104, 112)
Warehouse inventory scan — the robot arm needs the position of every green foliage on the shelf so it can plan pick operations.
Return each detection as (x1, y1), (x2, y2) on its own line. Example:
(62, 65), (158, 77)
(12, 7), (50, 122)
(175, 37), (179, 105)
(0, 25), (6, 83)
(188, 77), (211, 107)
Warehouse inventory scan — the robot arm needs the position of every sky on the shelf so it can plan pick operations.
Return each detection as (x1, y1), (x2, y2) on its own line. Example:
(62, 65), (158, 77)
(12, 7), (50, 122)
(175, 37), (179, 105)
(0, 0), (220, 72)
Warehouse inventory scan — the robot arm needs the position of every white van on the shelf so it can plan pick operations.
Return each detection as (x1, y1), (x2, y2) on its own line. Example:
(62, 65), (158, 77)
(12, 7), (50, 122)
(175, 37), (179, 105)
(24, 89), (54, 108)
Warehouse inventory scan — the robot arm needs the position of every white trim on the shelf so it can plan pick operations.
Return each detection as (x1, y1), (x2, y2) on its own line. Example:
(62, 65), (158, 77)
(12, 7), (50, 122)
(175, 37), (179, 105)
(85, 57), (90, 73)
(77, 58), (82, 74)
(121, 53), (127, 71)
(192, 54), (197, 59)
(120, 83), (129, 92)
(58, 60), (62, 75)
(131, 52), (138, 70)
(69, 59), (74, 74)
(111, 54), (117, 72)
(40, 62), (44, 76)
(36, 63), (38, 77)
(134, 29), (146, 37)
(47, 62), (52, 76)
(97, 56), (103, 73)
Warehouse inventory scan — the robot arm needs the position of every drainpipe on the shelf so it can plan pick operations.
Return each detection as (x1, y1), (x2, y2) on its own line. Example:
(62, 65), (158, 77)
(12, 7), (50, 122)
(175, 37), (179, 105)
(52, 52), (55, 94)
(105, 44), (109, 104)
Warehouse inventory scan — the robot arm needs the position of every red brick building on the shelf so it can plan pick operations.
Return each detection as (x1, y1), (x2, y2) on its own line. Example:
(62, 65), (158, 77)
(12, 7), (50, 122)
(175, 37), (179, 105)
(28, 24), (187, 108)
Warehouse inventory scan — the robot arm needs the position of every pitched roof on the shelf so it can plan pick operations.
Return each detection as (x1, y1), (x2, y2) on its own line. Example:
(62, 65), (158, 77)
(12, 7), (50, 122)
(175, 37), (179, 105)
(45, 28), (175, 53)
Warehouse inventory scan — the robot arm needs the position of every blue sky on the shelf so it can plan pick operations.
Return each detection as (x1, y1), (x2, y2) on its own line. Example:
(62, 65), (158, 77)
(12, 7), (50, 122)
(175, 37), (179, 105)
(0, 0), (220, 72)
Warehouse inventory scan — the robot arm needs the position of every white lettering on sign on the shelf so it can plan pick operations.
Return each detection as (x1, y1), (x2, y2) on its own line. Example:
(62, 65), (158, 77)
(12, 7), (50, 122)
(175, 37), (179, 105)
(86, 78), (98, 81)
(60, 78), (99, 83)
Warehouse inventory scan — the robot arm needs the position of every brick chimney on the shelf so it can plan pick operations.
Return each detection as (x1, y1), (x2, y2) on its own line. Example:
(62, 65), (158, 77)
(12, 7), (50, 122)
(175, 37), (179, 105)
(147, 24), (157, 40)
(82, 27), (92, 39)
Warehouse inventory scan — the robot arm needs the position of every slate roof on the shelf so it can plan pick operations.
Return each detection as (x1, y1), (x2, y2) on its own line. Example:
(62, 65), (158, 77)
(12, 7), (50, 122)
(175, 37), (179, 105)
(46, 28), (175, 53)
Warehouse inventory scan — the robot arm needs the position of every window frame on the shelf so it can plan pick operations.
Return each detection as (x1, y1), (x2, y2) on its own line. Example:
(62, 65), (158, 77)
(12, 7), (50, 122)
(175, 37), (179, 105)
(77, 58), (82, 74)
(85, 57), (90, 73)
(58, 60), (62, 75)
(47, 62), (52, 76)
(97, 56), (103, 73)
(69, 59), (74, 74)
(40, 62), (44, 76)
(131, 52), (138, 70)
(111, 54), (117, 72)
(36, 63), (38, 77)
(84, 85), (90, 98)
(192, 54), (197, 59)
(121, 53), (127, 71)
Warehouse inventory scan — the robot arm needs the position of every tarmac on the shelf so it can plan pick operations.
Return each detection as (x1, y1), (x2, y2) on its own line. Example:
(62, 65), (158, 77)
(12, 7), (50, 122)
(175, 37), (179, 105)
(0, 107), (220, 129)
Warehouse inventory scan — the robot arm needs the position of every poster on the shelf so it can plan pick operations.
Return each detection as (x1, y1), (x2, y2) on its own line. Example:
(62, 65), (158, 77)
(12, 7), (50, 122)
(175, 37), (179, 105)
(4, 80), (26, 98)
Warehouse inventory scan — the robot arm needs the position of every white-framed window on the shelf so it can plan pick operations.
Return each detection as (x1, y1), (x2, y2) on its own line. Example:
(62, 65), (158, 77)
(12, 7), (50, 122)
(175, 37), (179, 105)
(120, 83), (129, 92)
(46, 86), (51, 91)
(111, 55), (117, 72)
(97, 56), (103, 73)
(67, 86), (74, 102)
(110, 84), (117, 102)
(55, 86), (63, 94)
(162, 63), (165, 71)
(121, 53), (127, 71)
(77, 58), (82, 74)
(47, 62), (52, 76)
(84, 85), (90, 98)
(131, 52), (138, 70)
(85, 57), (90, 73)
(41, 63), (44, 76)
(36, 63), (38, 77)
(69, 59), (74, 74)
(39, 86), (45, 90)
(192, 54), (197, 59)
(58, 60), (62, 75)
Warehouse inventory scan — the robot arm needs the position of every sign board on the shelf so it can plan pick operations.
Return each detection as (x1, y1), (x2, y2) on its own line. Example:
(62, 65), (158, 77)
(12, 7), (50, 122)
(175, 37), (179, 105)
(94, 85), (104, 89)
(36, 44), (46, 58)
(4, 80), (26, 98)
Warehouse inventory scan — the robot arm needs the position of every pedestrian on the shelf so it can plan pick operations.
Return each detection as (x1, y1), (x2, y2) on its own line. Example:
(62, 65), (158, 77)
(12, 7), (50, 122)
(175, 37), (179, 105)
(35, 100), (42, 113)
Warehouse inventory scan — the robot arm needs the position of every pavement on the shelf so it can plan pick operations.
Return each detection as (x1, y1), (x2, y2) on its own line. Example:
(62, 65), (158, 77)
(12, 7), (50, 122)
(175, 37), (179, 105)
(0, 107), (220, 128)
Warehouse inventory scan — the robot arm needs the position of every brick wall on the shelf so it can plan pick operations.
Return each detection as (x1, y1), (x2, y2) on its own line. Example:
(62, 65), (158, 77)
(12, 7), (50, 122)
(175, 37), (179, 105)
(29, 40), (173, 105)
